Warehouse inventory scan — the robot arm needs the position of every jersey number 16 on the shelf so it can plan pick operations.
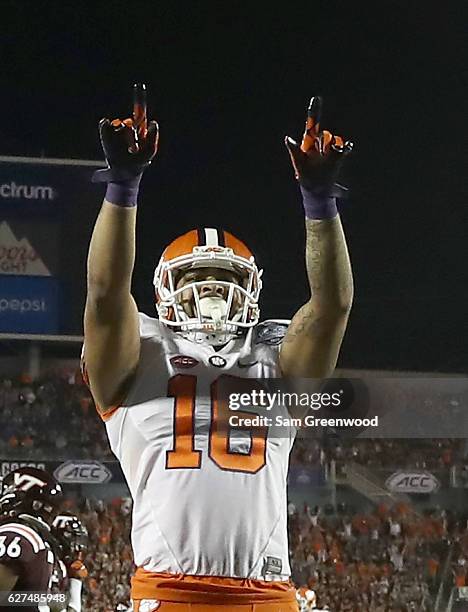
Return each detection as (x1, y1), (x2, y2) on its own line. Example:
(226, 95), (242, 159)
(166, 374), (268, 474)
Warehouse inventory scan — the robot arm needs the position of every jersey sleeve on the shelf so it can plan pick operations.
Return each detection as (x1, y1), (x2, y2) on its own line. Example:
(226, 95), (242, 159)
(80, 352), (119, 421)
(253, 320), (290, 373)
(254, 320), (290, 349)
(80, 313), (163, 421)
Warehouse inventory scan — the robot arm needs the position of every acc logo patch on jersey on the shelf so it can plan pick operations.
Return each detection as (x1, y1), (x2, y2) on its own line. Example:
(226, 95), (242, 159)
(170, 355), (199, 369)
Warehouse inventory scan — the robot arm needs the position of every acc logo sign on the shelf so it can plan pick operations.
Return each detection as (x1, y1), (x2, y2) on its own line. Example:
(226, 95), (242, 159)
(54, 461), (112, 484)
(386, 471), (440, 494)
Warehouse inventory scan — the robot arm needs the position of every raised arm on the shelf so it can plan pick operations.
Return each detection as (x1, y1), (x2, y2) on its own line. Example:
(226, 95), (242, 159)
(280, 97), (354, 378)
(84, 84), (159, 413)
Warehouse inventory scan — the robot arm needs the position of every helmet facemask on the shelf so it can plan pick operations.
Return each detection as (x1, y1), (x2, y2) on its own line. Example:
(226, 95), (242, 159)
(52, 514), (89, 564)
(154, 245), (262, 345)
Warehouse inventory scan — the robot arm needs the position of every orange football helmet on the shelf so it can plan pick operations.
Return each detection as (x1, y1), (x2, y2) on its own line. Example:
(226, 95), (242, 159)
(153, 228), (262, 345)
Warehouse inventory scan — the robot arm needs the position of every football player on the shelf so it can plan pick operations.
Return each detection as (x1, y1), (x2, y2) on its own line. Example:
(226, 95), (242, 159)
(49, 514), (89, 612)
(0, 467), (62, 612)
(83, 85), (353, 611)
(296, 586), (317, 611)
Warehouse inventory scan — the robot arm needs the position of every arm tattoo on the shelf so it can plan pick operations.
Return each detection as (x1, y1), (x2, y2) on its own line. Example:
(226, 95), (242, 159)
(305, 217), (353, 301)
(284, 216), (353, 343)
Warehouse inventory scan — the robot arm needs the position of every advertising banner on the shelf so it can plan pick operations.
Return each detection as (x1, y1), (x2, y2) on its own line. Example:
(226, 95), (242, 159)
(0, 275), (59, 333)
(0, 157), (103, 334)
(0, 459), (124, 484)
(0, 220), (54, 276)
(53, 460), (112, 484)
(386, 470), (440, 494)
(0, 157), (102, 217)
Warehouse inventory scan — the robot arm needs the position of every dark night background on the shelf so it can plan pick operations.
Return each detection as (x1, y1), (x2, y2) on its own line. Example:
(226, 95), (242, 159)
(1, 2), (466, 371)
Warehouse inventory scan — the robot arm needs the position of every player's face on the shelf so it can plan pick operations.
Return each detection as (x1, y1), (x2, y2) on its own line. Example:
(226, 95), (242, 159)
(176, 267), (243, 316)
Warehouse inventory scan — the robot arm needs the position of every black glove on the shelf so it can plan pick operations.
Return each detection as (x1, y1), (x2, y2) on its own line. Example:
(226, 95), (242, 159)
(93, 84), (159, 183)
(285, 96), (353, 196)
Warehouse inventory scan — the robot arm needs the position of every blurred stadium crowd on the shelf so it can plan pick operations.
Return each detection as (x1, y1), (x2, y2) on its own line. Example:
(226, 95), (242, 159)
(53, 495), (468, 612)
(50, 496), (134, 611)
(289, 501), (448, 611)
(291, 437), (464, 471)
(2, 371), (468, 610)
(0, 372), (110, 459)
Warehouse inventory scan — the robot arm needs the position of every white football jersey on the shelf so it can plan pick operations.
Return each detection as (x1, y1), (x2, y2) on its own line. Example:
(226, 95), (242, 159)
(103, 313), (295, 580)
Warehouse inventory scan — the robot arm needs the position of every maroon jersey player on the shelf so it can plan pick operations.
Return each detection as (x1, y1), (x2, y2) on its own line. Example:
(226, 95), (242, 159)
(0, 467), (63, 612)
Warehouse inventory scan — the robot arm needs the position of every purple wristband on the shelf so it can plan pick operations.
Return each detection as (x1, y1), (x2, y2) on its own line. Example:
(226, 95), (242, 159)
(105, 175), (142, 207)
(300, 185), (338, 220)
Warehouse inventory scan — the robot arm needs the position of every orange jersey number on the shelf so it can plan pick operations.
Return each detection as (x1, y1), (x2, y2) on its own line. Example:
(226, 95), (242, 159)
(166, 374), (268, 474)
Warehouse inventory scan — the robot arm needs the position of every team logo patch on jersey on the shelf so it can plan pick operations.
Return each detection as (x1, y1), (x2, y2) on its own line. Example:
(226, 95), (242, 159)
(170, 355), (199, 369)
(255, 322), (288, 346)
(209, 355), (227, 368)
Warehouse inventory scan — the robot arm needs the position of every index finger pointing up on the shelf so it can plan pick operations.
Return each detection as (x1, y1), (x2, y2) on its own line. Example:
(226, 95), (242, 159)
(133, 82), (147, 138)
(301, 96), (322, 154)
(306, 96), (322, 136)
